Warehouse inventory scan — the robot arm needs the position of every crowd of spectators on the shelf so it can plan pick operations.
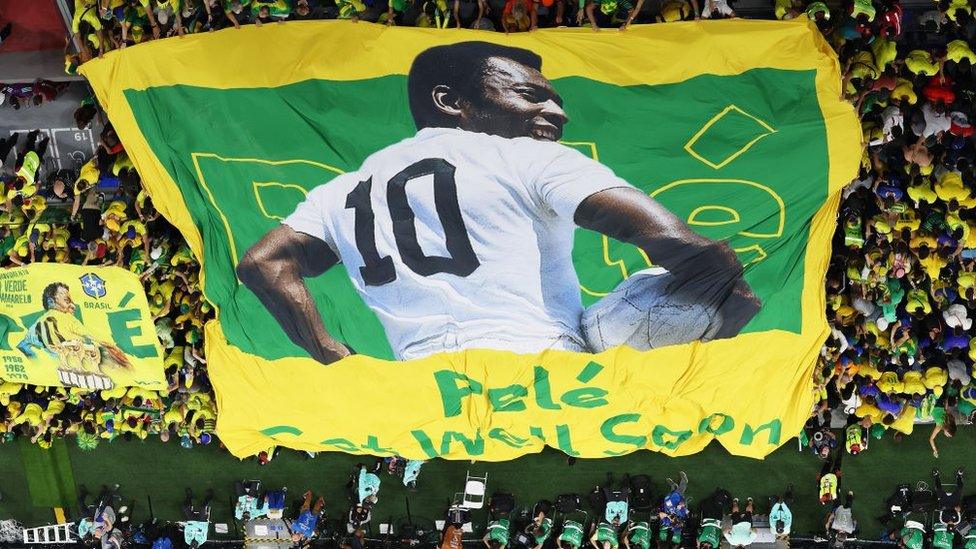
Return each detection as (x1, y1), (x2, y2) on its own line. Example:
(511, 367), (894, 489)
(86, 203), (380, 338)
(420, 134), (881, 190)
(0, 120), (216, 451)
(66, 0), (739, 55)
(814, 0), (976, 459)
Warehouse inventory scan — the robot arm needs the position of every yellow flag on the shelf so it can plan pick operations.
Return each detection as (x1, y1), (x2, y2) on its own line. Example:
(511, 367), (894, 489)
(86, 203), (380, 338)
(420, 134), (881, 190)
(0, 264), (165, 390)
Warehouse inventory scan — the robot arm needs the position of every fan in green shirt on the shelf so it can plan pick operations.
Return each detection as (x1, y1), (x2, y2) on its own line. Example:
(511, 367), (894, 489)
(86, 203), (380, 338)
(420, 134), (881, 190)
(696, 518), (722, 549)
(932, 522), (954, 549)
(484, 519), (511, 549)
(623, 521), (650, 549)
(899, 522), (925, 549)
(525, 514), (553, 549)
(559, 520), (586, 549)
(591, 521), (619, 549)
(964, 531), (976, 549)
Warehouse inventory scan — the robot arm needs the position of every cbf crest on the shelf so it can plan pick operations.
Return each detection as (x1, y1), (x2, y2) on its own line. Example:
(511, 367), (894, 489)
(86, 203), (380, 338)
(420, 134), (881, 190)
(80, 273), (107, 299)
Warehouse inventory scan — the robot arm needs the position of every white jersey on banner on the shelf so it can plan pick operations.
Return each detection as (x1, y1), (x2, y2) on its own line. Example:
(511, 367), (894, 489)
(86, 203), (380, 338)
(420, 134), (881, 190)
(284, 127), (630, 359)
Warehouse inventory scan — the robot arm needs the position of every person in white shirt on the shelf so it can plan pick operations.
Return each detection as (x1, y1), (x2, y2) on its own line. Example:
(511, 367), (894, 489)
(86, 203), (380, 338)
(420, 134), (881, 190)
(947, 357), (972, 385)
(869, 105), (903, 147)
(238, 41), (759, 364)
(918, 102), (952, 139)
(943, 303), (972, 330)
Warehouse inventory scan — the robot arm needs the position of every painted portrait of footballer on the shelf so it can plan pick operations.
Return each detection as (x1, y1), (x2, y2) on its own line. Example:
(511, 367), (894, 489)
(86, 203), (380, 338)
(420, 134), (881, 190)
(237, 41), (761, 365)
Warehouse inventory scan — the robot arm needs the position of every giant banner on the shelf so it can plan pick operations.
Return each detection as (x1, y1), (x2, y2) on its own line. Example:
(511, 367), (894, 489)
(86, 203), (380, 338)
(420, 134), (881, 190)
(0, 264), (165, 390)
(82, 20), (860, 459)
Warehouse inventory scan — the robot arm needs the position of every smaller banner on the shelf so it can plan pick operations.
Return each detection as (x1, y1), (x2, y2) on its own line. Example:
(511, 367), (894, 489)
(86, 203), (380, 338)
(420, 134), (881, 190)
(0, 264), (165, 390)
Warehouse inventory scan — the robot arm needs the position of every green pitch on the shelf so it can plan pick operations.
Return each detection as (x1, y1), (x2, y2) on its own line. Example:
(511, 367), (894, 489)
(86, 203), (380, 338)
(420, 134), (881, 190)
(1, 428), (971, 538)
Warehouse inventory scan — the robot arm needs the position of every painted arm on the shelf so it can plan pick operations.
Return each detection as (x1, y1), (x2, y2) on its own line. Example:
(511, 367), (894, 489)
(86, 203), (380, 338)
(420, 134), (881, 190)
(237, 225), (350, 365)
(575, 187), (760, 338)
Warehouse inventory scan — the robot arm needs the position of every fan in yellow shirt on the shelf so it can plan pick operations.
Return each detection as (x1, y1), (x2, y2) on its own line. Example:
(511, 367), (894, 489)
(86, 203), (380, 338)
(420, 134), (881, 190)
(935, 171), (970, 203)
(905, 50), (939, 76)
(958, 271), (976, 298)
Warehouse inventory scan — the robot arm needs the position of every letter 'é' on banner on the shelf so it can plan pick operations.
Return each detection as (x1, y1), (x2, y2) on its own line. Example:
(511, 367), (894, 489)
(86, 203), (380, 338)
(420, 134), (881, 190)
(81, 20), (860, 459)
(0, 263), (164, 390)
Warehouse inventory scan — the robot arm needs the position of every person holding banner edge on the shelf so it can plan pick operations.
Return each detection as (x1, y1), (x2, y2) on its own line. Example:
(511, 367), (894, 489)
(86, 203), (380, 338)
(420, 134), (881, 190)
(237, 41), (760, 365)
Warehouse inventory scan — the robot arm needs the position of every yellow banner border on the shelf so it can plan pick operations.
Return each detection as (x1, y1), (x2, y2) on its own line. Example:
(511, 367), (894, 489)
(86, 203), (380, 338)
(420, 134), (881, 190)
(80, 20), (861, 459)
